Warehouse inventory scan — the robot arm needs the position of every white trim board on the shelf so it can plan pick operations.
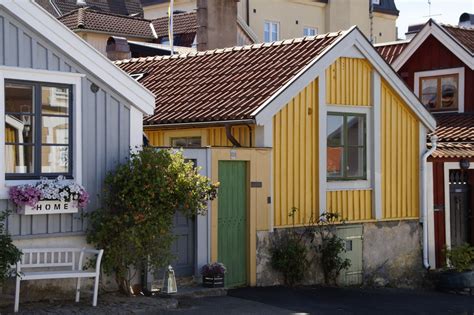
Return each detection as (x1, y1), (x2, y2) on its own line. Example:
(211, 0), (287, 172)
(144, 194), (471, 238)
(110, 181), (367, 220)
(1, 1), (155, 115)
(253, 26), (437, 131)
(391, 20), (474, 71)
(413, 67), (465, 113)
(0, 67), (84, 199)
(443, 162), (474, 251)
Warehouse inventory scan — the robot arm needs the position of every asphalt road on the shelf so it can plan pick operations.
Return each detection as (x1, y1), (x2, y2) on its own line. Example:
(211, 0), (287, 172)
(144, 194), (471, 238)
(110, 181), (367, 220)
(166, 286), (474, 315)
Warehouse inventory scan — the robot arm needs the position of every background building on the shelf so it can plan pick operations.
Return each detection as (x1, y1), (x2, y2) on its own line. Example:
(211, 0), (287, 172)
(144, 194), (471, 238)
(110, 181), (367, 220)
(142, 0), (399, 44)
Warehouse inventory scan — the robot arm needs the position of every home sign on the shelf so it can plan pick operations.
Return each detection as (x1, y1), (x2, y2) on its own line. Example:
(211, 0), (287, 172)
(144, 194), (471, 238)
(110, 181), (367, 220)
(19, 201), (78, 215)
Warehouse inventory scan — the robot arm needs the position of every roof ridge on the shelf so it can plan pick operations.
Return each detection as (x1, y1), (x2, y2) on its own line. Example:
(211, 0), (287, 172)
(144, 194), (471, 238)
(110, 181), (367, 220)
(374, 39), (411, 47)
(59, 7), (152, 22)
(440, 23), (474, 31)
(114, 30), (347, 65)
(152, 10), (196, 22)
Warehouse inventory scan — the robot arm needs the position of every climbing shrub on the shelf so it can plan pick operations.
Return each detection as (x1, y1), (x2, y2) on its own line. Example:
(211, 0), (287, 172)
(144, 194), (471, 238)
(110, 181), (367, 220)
(270, 208), (309, 286)
(0, 211), (22, 284)
(86, 148), (218, 295)
(308, 212), (351, 286)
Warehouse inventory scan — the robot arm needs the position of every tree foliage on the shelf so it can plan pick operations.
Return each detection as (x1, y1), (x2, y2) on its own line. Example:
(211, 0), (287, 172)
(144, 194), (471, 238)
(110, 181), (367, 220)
(0, 211), (22, 284)
(86, 148), (218, 294)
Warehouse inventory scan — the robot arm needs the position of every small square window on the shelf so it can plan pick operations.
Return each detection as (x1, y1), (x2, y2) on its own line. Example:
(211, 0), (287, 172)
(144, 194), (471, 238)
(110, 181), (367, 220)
(420, 74), (459, 111)
(303, 27), (317, 36)
(264, 21), (279, 42)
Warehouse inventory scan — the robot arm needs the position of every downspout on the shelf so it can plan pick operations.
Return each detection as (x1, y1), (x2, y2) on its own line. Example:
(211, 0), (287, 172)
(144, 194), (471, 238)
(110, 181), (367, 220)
(225, 124), (241, 147)
(421, 135), (438, 270)
(247, 125), (253, 147)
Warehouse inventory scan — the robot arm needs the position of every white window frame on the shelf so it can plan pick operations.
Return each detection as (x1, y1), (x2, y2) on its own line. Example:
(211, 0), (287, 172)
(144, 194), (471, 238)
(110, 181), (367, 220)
(325, 105), (373, 191)
(414, 67), (465, 113)
(372, 0), (380, 4)
(0, 66), (84, 199)
(303, 27), (318, 37)
(264, 21), (280, 42)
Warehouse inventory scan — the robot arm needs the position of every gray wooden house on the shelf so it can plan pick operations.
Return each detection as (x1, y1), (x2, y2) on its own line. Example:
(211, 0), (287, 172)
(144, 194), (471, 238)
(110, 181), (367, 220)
(0, 1), (154, 247)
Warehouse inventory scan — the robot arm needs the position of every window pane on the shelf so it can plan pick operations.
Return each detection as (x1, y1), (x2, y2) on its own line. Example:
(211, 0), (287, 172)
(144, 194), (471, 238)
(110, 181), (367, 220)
(42, 116), (69, 144)
(347, 147), (365, 178)
(42, 86), (69, 115)
(327, 115), (344, 146)
(347, 116), (364, 146)
(420, 78), (438, 109)
(5, 83), (34, 113)
(171, 137), (187, 147)
(441, 76), (458, 109)
(327, 147), (343, 177)
(187, 137), (202, 147)
(5, 144), (34, 174)
(264, 22), (270, 42)
(5, 115), (35, 144)
(272, 23), (278, 41)
(41, 145), (69, 173)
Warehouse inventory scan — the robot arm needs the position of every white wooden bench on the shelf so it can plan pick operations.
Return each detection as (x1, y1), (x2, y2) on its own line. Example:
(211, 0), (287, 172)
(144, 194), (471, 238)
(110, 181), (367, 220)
(14, 248), (104, 313)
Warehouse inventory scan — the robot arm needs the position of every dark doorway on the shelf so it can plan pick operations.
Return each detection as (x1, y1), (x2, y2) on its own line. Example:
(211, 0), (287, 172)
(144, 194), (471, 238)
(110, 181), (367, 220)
(449, 170), (471, 247)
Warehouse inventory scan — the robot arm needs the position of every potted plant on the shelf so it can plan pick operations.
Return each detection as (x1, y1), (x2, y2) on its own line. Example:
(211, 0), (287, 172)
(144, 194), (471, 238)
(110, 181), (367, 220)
(437, 243), (474, 293)
(9, 176), (89, 215)
(201, 262), (226, 288)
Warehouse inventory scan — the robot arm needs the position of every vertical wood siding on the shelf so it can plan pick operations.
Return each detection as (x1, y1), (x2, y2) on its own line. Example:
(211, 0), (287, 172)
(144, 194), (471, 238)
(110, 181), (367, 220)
(145, 126), (254, 147)
(273, 79), (319, 227)
(326, 190), (373, 221)
(0, 10), (131, 237)
(326, 57), (372, 106)
(381, 80), (420, 219)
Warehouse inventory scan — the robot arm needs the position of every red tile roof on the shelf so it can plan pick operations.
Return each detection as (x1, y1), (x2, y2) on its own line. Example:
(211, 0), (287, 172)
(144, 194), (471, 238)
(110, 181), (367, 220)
(59, 8), (155, 38)
(433, 113), (474, 142)
(443, 25), (474, 54)
(151, 12), (197, 38)
(115, 31), (346, 125)
(431, 143), (474, 158)
(375, 40), (410, 64)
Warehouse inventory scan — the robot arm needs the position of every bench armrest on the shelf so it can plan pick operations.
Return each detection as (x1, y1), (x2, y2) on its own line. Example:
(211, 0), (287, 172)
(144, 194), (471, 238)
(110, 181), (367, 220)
(78, 248), (104, 274)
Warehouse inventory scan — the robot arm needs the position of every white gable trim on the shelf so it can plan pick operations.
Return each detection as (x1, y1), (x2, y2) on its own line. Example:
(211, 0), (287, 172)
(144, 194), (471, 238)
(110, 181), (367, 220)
(1, 1), (155, 115)
(391, 20), (474, 71)
(254, 27), (436, 131)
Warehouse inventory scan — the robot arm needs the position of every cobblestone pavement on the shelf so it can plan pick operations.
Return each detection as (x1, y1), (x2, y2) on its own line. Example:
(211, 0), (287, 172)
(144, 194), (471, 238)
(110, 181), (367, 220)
(0, 293), (178, 315)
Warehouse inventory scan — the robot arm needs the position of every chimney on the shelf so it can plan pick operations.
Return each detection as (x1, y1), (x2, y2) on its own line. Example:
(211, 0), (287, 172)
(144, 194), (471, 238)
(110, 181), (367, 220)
(106, 37), (131, 61)
(197, 0), (238, 51)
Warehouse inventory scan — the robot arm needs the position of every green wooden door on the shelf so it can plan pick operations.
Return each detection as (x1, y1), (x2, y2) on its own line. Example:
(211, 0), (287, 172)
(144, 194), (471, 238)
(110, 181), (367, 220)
(218, 161), (248, 287)
(337, 225), (363, 286)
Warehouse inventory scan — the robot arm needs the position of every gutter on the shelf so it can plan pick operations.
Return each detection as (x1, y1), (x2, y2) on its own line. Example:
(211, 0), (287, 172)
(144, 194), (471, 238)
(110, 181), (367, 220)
(421, 135), (438, 270)
(144, 119), (255, 129)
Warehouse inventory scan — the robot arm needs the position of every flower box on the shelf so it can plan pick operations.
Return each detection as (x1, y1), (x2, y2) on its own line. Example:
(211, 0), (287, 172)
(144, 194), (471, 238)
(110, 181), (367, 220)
(202, 275), (225, 288)
(17, 200), (78, 215)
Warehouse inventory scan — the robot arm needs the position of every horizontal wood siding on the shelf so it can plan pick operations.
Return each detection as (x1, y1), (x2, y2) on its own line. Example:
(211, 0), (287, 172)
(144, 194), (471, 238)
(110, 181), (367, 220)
(0, 9), (131, 237)
(326, 57), (372, 106)
(273, 79), (319, 227)
(381, 80), (420, 219)
(326, 190), (373, 221)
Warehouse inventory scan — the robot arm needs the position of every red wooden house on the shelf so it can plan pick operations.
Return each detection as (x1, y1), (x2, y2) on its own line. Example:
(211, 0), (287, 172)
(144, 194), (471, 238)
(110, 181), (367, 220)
(376, 19), (474, 269)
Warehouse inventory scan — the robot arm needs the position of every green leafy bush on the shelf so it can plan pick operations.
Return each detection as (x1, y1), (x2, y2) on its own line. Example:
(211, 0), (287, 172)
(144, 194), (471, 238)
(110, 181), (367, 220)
(270, 208), (309, 286)
(0, 211), (22, 284)
(86, 148), (218, 295)
(444, 244), (474, 272)
(309, 212), (351, 286)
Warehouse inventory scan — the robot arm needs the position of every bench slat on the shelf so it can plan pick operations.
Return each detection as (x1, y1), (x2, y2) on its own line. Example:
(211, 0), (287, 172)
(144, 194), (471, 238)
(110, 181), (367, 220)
(21, 271), (97, 280)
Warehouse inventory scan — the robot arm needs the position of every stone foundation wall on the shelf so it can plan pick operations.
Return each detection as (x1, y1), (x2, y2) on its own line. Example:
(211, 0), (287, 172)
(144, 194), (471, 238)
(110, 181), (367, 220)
(256, 220), (425, 288)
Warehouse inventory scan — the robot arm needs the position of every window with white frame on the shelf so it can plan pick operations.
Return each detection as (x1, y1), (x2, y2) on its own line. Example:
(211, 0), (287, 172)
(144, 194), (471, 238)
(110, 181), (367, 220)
(303, 27), (317, 36)
(372, 0), (380, 4)
(327, 113), (367, 181)
(5, 81), (73, 179)
(264, 21), (279, 42)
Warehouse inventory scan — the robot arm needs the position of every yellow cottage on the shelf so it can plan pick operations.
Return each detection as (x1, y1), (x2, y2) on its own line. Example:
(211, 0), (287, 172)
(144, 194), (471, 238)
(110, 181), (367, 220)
(117, 26), (436, 287)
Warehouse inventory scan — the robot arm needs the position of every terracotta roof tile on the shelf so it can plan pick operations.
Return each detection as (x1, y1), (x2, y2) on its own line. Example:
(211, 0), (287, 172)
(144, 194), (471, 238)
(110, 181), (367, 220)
(151, 12), (197, 37)
(431, 143), (474, 158)
(116, 31), (347, 125)
(433, 113), (474, 142)
(59, 8), (155, 38)
(443, 25), (474, 53)
(375, 40), (410, 64)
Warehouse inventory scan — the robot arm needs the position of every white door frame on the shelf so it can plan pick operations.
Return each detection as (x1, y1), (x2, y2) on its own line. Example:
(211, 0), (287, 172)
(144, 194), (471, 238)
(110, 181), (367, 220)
(443, 161), (474, 250)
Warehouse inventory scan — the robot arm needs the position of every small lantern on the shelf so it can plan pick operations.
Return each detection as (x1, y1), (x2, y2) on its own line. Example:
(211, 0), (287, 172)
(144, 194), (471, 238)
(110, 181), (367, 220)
(162, 265), (177, 294)
(460, 159), (470, 170)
